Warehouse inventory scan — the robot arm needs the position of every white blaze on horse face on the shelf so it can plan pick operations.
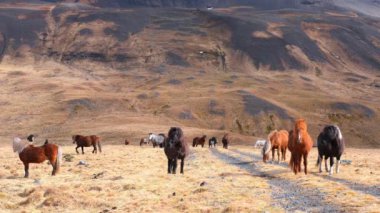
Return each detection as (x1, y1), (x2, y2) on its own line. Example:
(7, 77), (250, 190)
(297, 131), (302, 144)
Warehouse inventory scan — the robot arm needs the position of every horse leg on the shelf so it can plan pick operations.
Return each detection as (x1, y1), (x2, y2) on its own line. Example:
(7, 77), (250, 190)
(167, 159), (171, 174)
(173, 159), (178, 174)
(271, 149), (275, 163)
(81, 146), (84, 154)
(180, 158), (185, 174)
(283, 148), (286, 161)
(23, 162), (29, 178)
(303, 153), (308, 175)
(277, 148), (280, 164)
(92, 144), (97, 154)
(336, 155), (341, 174)
(76, 146), (80, 154)
(318, 155), (323, 173)
(329, 156), (334, 175)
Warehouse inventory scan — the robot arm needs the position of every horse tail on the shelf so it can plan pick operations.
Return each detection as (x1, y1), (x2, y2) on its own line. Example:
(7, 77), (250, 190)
(316, 156), (320, 167)
(97, 139), (102, 153)
(55, 146), (62, 173)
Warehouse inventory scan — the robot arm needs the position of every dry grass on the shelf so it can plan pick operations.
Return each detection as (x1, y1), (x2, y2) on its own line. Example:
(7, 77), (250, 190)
(0, 145), (379, 212)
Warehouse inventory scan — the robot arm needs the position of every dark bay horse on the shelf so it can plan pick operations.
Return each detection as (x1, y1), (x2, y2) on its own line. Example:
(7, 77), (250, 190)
(72, 135), (102, 154)
(317, 125), (345, 175)
(13, 137), (62, 178)
(209, 137), (217, 148)
(164, 127), (189, 174)
(267, 130), (289, 163)
(222, 133), (229, 149)
(192, 135), (206, 147)
(289, 119), (313, 175)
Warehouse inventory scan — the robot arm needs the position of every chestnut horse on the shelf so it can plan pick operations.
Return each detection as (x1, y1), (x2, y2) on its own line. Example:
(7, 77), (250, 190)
(316, 125), (345, 175)
(289, 119), (313, 174)
(13, 137), (62, 178)
(72, 135), (102, 154)
(192, 135), (206, 147)
(222, 133), (229, 149)
(267, 130), (289, 163)
(164, 127), (189, 174)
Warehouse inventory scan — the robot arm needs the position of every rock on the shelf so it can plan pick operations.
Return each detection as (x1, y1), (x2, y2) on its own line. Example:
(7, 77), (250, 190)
(200, 181), (207, 187)
(78, 160), (87, 166)
(112, 207), (117, 210)
(172, 192), (176, 196)
(34, 179), (42, 185)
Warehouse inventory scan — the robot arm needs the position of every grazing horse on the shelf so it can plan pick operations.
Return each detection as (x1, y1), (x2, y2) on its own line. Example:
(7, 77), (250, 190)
(149, 133), (165, 148)
(262, 140), (271, 163)
(13, 137), (62, 178)
(222, 133), (229, 149)
(289, 119), (313, 175)
(192, 135), (207, 147)
(72, 135), (102, 154)
(267, 130), (289, 163)
(140, 138), (149, 146)
(164, 127), (189, 174)
(209, 137), (217, 148)
(316, 125), (345, 175)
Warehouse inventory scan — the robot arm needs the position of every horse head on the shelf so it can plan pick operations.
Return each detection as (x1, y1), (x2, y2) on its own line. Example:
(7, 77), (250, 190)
(72, 135), (78, 144)
(295, 119), (307, 144)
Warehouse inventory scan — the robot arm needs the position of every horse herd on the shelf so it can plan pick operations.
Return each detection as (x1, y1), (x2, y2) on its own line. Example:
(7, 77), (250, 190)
(12, 119), (344, 178)
(261, 119), (345, 175)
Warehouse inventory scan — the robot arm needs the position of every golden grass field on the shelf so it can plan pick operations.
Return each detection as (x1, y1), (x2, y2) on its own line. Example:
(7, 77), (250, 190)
(0, 144), (379, 213)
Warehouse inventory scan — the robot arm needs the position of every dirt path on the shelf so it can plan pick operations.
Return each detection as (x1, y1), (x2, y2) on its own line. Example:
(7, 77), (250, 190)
(210, 148), (342, 212)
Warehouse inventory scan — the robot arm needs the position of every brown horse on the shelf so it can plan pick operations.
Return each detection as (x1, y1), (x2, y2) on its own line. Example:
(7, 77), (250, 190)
(267, 130), (289, 163)
(222, 133), (229, 149)
(13, 137), (62, 178)
(140, 138), (149, 146)
(125, 139), (130, 145)
(164, 127), (189, 174)
(289, 119), (313, 175)
(72, 135), (102, 154)
(192, 135), (206, 147)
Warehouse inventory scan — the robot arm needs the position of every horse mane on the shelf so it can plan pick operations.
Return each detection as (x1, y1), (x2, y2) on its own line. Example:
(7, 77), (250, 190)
(13, 137), (30, 154)
(295, 119), (307, 132)
(334, 125), (343, 140)
(262, 140), (271, 155)
(267, 130), (278, 142)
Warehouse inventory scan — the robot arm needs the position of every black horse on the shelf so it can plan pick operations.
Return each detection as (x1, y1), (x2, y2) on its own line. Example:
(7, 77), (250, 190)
(316, 125), (345, 175)
(164, 127), (189, 174)
(208, 137), (217, 148)
(222, 134), (229, 149)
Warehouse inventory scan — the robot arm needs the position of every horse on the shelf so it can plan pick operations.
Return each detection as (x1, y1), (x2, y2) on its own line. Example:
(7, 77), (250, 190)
(125, 139), (130, 145)
(222, 133), (229, 149)
(13, 137), (62, 178)
(289, 119), (313, 175)
(262, 140), (271, 163)
(192, 135), (206, 147)
(72, 135), (102, 154)
(164, 127), (189, 174)
(316, 125), (345, 175)
(140, 138), (149, 146)
(209, 137), (217, 148)
(255, 139), (266, 148)
(149, 133), (165, 148)
(267, 130), (289, 163)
